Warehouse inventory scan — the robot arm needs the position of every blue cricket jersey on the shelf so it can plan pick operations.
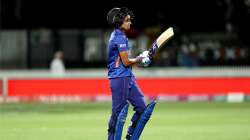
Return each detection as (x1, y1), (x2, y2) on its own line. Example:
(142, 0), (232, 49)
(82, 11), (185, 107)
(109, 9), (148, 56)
(107, 29), (134, 79)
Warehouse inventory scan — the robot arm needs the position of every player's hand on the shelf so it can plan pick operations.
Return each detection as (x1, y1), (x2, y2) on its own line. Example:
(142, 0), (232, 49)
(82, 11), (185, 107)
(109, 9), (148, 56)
(141, 57), (151, 67)
(139, 51), (149, 57)
(138, 51), (151, 67)
(135, 55), (144, 63)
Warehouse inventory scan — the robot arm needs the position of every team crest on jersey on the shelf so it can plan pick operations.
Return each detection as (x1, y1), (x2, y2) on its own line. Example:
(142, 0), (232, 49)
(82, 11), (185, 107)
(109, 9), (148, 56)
(119, 44), (127, 48)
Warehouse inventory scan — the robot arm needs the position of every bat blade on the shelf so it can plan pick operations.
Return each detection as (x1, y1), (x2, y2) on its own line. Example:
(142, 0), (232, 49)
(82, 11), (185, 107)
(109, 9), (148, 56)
(156, 27), (174, 48)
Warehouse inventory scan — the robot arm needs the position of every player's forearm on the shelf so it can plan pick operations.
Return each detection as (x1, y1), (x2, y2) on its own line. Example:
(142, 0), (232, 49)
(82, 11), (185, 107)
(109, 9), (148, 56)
(123, 58), (139, 66)
(119, 51), (142, 67)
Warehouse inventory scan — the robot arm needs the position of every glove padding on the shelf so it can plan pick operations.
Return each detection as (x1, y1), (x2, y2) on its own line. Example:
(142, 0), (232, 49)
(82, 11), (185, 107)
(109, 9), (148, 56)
(138, 51), (151, 67)
(141, 57), (151, 67)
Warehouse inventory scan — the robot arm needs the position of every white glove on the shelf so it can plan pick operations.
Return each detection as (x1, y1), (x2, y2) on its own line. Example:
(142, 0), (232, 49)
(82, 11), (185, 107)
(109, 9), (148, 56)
(139, 51), (151, 67)
(139, 51), (149, 58)
(142, 57), (151, 67)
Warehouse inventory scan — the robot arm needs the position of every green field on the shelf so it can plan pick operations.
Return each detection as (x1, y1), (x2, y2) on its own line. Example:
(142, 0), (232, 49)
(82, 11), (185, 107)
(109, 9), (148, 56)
(1, 102), (250, 140)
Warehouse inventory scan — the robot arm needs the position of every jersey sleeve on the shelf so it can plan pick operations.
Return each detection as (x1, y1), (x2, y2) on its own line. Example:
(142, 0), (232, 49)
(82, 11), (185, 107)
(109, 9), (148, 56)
(116, 36), (128, 52)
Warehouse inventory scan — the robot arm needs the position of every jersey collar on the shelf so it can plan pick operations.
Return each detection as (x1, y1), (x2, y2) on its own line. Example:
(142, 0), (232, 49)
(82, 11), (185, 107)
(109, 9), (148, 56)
(115, 29), (125, 36)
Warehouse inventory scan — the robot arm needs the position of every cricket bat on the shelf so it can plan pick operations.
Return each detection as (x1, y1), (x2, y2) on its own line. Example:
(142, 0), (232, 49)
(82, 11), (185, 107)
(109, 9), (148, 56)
(156, 27), (174, 48)
(148, 27), (174, 59)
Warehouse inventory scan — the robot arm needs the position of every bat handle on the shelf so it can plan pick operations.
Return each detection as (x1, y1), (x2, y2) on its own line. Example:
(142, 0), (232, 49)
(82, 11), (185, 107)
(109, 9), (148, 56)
(148, 41), (158, 60)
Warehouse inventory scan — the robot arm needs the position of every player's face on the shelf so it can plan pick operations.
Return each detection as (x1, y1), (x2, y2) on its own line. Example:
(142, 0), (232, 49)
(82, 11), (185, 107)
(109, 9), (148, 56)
(120, 15), (132, 31)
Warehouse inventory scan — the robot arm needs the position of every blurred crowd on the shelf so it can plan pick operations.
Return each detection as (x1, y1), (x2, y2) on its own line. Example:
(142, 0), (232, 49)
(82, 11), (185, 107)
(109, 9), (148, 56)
(1, 0), (250, 69)
(0, 28), (249, 69)
(150, 34), (249, 67)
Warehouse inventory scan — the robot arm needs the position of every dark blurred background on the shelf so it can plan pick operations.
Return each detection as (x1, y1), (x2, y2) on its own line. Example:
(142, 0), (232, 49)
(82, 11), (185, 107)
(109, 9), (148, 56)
(0, 0), (250, 69)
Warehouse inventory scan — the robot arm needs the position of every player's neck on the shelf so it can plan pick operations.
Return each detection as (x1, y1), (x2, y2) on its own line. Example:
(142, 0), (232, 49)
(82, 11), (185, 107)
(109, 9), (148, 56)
(120, 28), (126, 34)
(115, 28), (126, 35)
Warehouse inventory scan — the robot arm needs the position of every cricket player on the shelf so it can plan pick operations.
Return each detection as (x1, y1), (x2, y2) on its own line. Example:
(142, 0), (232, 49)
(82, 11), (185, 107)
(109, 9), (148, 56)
(106, 7), (156, 140)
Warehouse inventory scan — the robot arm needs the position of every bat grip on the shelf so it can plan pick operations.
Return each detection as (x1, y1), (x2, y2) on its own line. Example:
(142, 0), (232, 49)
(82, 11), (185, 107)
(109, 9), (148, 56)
(148, 41), (158, 60)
